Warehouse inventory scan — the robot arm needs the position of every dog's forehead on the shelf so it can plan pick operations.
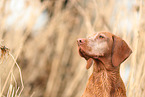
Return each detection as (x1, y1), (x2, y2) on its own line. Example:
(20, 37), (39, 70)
(88, 32), (113, 38)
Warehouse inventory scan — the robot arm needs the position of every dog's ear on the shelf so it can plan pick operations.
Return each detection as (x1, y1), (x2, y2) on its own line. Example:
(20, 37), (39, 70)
(112, 35), (132, 67)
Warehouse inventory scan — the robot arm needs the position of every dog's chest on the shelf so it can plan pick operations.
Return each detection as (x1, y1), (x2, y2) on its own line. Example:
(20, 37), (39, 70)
(82, 71), (112, 97)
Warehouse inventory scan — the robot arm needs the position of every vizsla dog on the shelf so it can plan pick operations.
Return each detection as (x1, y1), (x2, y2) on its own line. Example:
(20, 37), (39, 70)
(77, 32), (132, 97)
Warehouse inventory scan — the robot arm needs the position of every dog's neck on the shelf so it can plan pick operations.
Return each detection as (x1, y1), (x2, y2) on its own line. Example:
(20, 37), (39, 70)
(93, 58), (120, 83)
(82, 58), (126, 97)
(93, 57), (119, 73)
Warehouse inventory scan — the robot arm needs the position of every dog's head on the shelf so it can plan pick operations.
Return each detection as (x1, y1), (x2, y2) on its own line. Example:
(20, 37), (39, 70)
(77, 32), (132, 69)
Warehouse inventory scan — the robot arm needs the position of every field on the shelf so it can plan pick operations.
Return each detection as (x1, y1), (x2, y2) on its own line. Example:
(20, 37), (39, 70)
(0, 0), (145, 97)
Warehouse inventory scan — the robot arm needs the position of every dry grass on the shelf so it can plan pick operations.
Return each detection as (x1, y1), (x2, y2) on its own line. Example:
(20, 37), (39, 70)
(0, 0), (145, 97)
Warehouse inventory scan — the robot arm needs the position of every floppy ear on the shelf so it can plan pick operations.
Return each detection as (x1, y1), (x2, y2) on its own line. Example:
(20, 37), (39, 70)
(112, 35), (132, 67)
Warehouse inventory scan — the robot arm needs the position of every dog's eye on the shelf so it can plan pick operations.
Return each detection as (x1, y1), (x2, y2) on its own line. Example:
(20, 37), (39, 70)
(99, 35), (104, 39)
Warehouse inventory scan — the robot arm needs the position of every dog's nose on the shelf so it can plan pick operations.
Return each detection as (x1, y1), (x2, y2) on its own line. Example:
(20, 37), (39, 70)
(77, 38), (86, 45)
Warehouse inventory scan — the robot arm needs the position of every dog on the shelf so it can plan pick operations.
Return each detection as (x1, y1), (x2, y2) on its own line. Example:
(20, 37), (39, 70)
(77, 32), (132, 97)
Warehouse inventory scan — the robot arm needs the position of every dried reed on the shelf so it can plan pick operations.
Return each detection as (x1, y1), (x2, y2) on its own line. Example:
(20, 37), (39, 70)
(0, 0), (144, 97)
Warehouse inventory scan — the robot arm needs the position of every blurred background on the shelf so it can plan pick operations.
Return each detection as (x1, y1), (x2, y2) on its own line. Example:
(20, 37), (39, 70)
(0, 0), (145, 97)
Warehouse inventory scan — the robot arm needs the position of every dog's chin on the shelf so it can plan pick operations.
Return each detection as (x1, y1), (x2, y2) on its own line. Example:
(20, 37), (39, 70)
(78, 48), (105, 69)
(79, 48), (89, 60)
(79, 48), (99, 60)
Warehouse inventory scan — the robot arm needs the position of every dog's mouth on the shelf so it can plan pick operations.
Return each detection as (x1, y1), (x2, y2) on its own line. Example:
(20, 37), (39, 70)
(78, 47), (99, 69)
(78, 47), (99, 60)
(79, 48), (89, 60)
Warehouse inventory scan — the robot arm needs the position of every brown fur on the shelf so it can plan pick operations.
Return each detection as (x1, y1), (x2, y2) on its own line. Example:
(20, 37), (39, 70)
(77, 32), (132, 97)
